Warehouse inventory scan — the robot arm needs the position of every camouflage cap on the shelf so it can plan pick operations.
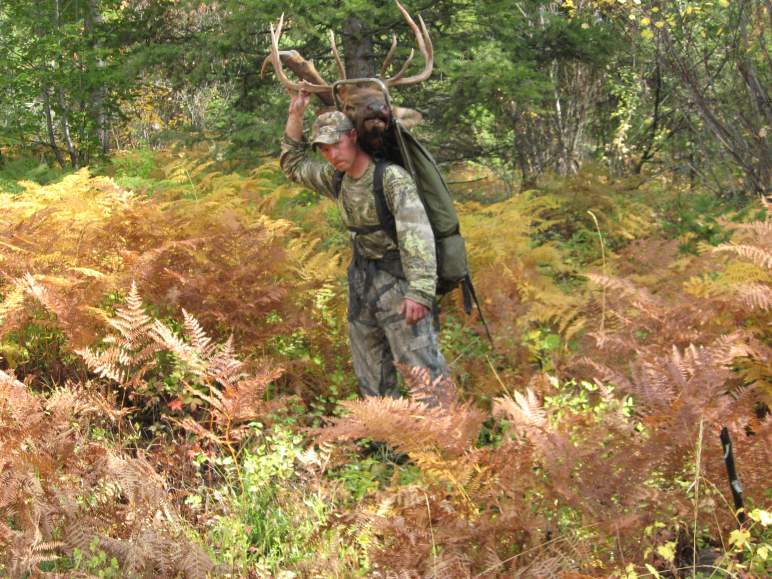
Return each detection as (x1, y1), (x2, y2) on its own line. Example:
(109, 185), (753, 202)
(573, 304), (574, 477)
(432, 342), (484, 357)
(310, 111), (354, 146)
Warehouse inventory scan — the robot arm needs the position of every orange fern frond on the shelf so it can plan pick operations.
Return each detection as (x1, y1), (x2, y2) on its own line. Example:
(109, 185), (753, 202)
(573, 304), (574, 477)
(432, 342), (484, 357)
(401, 365), (458, 408)
(585, 273), (661, 316)
(714, 243), (772, 269)
(317, 396), (485, 458)
(732, 281), (772, 310)
(493, 388), (547, 432)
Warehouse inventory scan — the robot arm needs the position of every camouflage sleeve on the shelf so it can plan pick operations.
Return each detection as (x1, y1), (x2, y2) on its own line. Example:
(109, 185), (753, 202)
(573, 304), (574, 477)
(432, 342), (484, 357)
(280, 134), (337, 199)
(383, 165), (437, 307)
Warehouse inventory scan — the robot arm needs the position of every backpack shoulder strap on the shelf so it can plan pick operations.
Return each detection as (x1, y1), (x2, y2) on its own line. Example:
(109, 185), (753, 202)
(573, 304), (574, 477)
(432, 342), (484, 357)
(336, 161), (398, 240)
(332, 170), (344, 199)
(373, 160), (397, 241)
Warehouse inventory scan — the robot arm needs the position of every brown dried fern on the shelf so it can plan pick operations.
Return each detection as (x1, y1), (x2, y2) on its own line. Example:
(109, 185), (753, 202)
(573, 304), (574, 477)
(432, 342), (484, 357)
(0, 367), (212, 577)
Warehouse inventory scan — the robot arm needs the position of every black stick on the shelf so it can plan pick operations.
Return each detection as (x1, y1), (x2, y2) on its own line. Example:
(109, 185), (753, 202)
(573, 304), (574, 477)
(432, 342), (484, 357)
(720, 427), (746, 525)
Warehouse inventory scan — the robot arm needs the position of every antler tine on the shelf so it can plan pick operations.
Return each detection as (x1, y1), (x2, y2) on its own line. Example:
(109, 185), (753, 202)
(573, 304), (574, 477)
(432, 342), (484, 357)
(267, 14), (332, 94)
(380, 34), (399, 77)
(329, 30), (346, 80)
(386, 1), (434, 87)
(385, 48), (414, 84)
(275, 11), (284, 40)
(261, 50), (289, 78)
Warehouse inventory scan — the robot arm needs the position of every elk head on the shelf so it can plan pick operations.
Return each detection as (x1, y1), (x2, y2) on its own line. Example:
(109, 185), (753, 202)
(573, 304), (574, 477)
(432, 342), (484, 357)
(262, 0), (433, 152)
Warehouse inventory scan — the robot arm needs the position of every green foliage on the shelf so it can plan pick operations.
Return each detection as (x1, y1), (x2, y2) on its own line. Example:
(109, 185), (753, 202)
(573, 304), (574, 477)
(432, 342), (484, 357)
(0, 0), (767, 195)
(656, 189), (741, 252)
(438, 313), (494, 389)
(738, 508), (772, 576)
(0, 1), (769, 567)
(0, 156), (68, 192)
(68, 539), (122, 578)
(111, 147), (159, 180)
(331, 457), (384, 501)
(206, 428), (358, 574)
(1, 314), (79, 384)
(543, 375), (634, 422)
(0, 0), (141, 166)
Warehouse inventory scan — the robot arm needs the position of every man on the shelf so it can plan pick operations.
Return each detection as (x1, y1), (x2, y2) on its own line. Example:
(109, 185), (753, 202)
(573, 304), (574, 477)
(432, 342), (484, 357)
(280, 90), (451, 404)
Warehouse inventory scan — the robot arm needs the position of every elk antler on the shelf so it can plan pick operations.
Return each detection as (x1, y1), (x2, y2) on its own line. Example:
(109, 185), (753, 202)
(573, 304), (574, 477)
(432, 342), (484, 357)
(260, 50), (328, 86)
(380, 34), (399, 78)
(266, 14), (333, 95)
(261, 50), (335, 106)
(263, 1), (433, 99)
(382, 0), (433, 87)
(329, 31), (347, 80)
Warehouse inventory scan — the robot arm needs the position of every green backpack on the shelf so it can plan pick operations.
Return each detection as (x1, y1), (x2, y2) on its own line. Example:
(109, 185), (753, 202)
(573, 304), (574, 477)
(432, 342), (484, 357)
(332, 121), (490, 341)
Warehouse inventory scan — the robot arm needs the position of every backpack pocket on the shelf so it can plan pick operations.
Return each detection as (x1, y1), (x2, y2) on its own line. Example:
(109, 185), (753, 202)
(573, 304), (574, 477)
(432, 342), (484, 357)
(437, 234), (468, 283)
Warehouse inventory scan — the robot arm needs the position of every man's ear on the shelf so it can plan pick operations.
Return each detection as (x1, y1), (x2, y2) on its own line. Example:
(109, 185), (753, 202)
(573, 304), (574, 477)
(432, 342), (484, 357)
(349, 128), (358, 143)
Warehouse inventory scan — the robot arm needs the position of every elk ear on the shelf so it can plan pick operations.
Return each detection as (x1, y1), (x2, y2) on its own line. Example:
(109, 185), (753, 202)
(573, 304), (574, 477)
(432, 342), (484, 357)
(336, 85), (350, 109)
(392, 106), (423, 129)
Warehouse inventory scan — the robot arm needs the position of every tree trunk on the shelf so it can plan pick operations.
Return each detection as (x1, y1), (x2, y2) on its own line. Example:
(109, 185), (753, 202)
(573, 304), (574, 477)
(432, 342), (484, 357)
(52, 0), (78, 167)
(636, 52), (663, 174)
(512, 117), (533, 189)
(550, 62), (571, 176)
(85, 0), (109, 155)
(342, 16), (375, 78)
(42, 85), (66, 168)
(57, 88), (79, 167)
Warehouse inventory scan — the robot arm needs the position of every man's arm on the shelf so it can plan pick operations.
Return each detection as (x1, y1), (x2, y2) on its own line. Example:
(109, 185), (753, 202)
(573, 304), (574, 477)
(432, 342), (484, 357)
(383, 165), (437, 320)
(280, 91), (337, 198)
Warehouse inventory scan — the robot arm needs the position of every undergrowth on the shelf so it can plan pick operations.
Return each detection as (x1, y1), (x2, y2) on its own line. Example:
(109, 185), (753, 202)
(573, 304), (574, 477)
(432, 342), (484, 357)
(0, 147), (768, 577)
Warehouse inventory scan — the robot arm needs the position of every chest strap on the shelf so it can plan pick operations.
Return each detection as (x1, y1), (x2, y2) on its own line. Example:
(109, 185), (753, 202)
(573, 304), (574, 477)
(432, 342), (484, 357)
(333, 161), (397, 241)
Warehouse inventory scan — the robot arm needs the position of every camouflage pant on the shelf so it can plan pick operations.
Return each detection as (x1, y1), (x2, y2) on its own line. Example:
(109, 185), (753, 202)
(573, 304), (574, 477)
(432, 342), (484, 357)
(347, 259), (451, 404)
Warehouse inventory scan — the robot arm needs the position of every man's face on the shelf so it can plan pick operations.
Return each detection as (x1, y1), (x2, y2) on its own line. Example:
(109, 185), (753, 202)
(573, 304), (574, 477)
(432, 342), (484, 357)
(318, 129), (359, 173)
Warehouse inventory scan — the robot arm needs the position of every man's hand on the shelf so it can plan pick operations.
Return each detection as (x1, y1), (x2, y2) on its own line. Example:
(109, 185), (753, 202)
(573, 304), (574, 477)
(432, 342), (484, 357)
(285, 90), (310, 141)
(288, 89), (310, 116)
(400, 298), (429, 325)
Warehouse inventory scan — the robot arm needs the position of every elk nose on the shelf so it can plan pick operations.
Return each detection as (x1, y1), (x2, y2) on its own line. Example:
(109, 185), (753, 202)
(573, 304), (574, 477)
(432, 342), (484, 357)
(366, 101), (386, 114)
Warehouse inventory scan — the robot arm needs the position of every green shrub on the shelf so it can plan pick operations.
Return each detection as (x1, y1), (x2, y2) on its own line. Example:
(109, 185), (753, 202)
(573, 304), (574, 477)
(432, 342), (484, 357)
(206, 428), (339, 574)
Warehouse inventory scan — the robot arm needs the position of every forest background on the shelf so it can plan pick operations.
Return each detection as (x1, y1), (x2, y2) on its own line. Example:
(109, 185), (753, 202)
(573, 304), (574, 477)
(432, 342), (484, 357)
(0, 0), (769, 577)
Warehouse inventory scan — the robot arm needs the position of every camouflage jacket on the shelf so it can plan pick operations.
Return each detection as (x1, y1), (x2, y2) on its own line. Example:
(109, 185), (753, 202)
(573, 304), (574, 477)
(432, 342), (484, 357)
(280, 135), (436, 307)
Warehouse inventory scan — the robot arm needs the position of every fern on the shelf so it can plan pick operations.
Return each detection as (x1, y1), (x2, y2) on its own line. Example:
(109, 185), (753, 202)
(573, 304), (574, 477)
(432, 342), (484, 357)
(0, 369), (213, 576)
(323, 328), (767, 574)
(77, 285), (284, 445)
(76, 281), (159, 390)
(714, 243), (772, 269)
(317, 395), (485, 460)
(0, 279), (26, 330)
